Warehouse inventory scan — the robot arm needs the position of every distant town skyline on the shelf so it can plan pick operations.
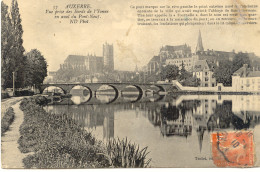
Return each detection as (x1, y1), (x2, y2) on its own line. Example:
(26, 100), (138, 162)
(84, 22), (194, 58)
(3, 0), (260, 72)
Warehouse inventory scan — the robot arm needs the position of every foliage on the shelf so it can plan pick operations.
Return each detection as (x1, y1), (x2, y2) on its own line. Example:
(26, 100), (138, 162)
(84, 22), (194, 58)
(213, 53), (251, 86)
(232, 52), (251, 72)
(213, 60), (233, 86)
(1, 0), (47, 89)
(207, 101), (234, 130)
(1, 107), (15, 136)
(1, 1), (15, 89)
(10, 0), (26, 88)
(18, 97), (151, 168)
(178, 62), (188, 81)
(106, 138), (151, 168)
(178, 63), (200, 86)
(19, 97), (109, 168)
(181, 76), (200, 87)
(55, 68), (88, 82)
(160, 65), (179, 81)
(24, 49), (47, 87)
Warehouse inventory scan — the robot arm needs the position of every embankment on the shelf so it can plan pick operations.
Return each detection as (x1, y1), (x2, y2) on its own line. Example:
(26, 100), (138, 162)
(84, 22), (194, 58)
(18, 97), (150, 168)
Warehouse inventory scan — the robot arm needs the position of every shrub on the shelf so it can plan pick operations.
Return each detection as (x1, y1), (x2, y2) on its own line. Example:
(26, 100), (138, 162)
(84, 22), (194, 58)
(106, 138), (151, 168)
(18, 97), (151, 168)
(1, 92), (10, 99)
(1, 107), (15, 136)
(18, 97), (109, 168)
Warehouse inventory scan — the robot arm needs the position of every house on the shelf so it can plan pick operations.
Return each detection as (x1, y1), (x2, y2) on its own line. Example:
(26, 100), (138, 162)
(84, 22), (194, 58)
(232, 64), (260, 92)
(192, 60), (216, 87)
(165, 54), (199, 71)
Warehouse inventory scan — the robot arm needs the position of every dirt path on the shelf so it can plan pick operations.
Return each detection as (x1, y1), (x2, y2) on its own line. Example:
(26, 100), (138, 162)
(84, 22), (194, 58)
(1, 97), (23, 119)
(1, 101), (28, 168)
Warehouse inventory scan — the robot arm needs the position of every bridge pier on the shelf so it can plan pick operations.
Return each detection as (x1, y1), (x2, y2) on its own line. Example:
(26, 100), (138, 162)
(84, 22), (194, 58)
(118, 90), (123, 97)
(92, 91), (96, 98)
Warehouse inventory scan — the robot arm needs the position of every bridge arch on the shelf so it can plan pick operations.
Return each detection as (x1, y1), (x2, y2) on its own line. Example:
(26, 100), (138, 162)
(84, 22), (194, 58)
(152, 85), (166, 93)
(70, 85), (93, 103)
(130, 85), (144, 102)
(42, 86), (66, 94)
(95, 84), (119, 104)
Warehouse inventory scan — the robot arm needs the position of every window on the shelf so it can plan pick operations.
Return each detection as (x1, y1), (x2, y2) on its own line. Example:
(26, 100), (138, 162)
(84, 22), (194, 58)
(205, 83), (208, 87)
(205, 72), (208, 75)
(212, 83), (215, 87)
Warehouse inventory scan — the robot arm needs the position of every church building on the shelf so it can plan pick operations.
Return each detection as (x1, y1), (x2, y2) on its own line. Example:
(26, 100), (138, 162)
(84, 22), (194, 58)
(59, 43), (114, 74)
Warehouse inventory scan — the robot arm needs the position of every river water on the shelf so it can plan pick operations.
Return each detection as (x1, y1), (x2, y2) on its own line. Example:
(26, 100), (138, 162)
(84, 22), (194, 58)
(44, 93), (260, 167)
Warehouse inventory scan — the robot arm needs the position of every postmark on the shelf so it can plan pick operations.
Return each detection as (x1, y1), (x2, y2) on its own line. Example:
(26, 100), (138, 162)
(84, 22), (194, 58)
(211, 131), (254, 167)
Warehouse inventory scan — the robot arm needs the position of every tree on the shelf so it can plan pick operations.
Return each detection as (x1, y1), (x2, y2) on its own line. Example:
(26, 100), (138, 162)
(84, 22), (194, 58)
(160, 65), (179, 81)
(181, 76), (200, 87)
(213, 60), (233, 86)
(1, 1), (17, 89)
(24, 49), (47, 87)
(10, 0), (26, 88)
(213, 53), (251, 86)
(232, 52), (251, 72)
(178, 62), (191, 81)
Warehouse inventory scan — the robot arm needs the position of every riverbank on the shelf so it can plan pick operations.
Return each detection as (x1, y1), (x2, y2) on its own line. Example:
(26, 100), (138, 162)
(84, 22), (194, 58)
(17, 97), (150, 168)
(1, 101), (30, 168)
(1, 97), (23, 119)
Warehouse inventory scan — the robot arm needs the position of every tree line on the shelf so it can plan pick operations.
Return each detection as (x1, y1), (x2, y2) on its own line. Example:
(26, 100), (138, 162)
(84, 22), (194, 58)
(160, 62), (200, 87)
(213, 53), (251, 86)
(1, 0), (47, 90)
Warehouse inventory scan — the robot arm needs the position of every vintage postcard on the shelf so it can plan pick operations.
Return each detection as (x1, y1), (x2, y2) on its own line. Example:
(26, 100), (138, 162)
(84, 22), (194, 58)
(1, 0), (260, 168)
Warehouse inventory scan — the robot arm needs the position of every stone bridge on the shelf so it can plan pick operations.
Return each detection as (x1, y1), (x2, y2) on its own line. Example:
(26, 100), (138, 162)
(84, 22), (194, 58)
(39, 82), (177, 98)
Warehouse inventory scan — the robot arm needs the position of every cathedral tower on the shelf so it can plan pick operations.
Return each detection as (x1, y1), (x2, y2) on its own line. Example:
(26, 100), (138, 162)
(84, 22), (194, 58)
(103, 42), (114, 71)
(196, 30), (204, 52)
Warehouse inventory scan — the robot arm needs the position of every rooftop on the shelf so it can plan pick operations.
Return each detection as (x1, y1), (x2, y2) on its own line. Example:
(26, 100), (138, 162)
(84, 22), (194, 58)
(65, 55), (103, 63)
(192, 60), (209, 72)
(160, 44), (191, 52)
(233, 64), (260, 77)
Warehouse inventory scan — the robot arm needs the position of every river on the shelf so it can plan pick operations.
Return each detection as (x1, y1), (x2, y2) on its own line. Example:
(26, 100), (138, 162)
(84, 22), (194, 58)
(44, 92), (260, 167)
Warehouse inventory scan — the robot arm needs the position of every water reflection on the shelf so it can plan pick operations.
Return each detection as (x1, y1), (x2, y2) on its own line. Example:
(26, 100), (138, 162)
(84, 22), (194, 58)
(45, 94), (260, 167)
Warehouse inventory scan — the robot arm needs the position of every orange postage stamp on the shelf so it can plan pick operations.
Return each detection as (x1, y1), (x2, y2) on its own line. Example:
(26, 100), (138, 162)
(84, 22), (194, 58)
(211, 131), (254, 167)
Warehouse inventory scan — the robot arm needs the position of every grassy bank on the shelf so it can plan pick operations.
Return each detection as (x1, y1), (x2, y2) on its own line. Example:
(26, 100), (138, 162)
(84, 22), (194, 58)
(18, 97), (151, 168)
(1, 107), (15, 136)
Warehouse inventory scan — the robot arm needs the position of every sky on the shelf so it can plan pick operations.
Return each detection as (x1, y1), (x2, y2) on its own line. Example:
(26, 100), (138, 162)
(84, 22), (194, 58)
(3, 0), (260, 72)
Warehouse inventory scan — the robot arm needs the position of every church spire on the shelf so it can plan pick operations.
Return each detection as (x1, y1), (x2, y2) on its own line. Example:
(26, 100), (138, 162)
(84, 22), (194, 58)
(196, 30), (204, 52)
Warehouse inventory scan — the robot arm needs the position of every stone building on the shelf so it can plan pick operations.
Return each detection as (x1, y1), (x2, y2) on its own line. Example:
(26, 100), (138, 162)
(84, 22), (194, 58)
(192, 60), (216, 87)
(60, 54), (104, 73)
(147, 44), (192, 74)
(232, 64), (260, 92)
(159, 44), (192, 62)
(165, 54), (199, 71)
(103, 42), (114, 71)
(59, 43), (114, 74)
(147, 56), (160, 75)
